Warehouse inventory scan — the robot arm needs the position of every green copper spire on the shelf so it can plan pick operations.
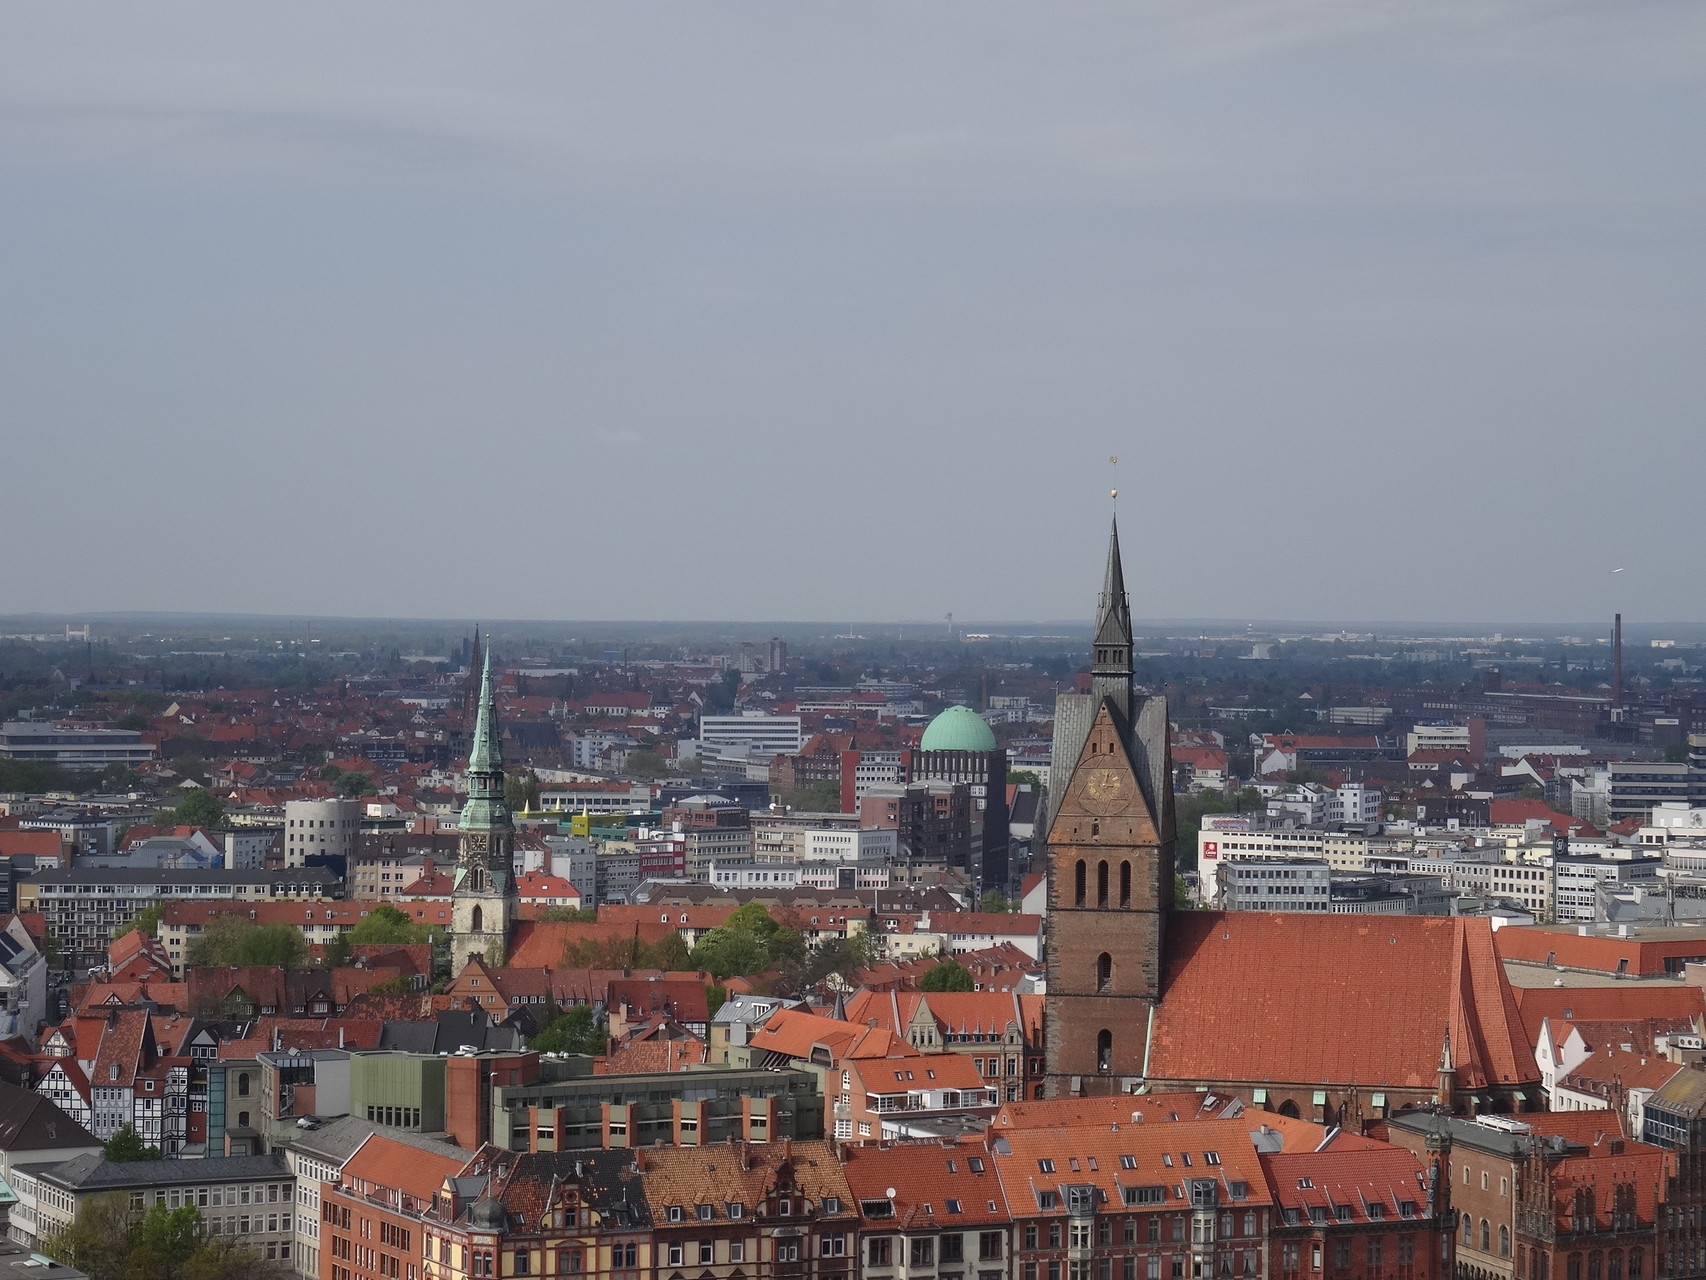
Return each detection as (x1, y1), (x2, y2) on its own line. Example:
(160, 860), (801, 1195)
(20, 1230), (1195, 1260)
(459, 645), (512, 833)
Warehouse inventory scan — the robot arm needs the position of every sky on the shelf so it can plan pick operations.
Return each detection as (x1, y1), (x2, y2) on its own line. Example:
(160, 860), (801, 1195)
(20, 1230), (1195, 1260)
(4, 2), (1704, 627)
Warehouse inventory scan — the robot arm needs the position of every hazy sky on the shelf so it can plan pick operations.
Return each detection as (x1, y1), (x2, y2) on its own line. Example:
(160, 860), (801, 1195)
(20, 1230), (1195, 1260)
(5, 2), (1703, 626)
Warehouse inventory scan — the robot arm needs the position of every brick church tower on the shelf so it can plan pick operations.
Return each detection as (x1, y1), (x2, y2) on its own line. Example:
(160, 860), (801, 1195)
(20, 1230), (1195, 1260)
(1042, 518), (1174, 1096)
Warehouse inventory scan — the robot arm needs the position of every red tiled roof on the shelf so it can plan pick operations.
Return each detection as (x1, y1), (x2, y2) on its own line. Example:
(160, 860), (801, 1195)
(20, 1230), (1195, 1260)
(1511, 986), (1706, 1049)
(344, 1133), (470, 1201)
(1149, 913), (1537, 1092)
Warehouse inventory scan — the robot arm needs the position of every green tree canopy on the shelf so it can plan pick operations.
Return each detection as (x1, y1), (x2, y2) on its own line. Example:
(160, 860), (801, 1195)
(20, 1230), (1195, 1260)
(103, 1123), (161, 1163)
(334, 771), (376, 797)
(347, 903), (433, 946)
(979, 889), (1016, 913)
(687, 926), (772, 981)
(185, 916), (308, 969)
(622, 750), (670, 780)
(116, 902), (164, 939)
(170, 788), (225, 830)
(919, 958), (975, 991)
(774, 779), (841, 812)
(531, 1004), (608, 1056)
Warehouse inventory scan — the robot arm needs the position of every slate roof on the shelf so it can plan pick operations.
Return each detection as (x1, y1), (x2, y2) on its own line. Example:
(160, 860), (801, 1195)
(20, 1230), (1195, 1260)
(37, 1152), (289, 1191)
(0, 1079), (96, 1152)
(1148, 913), (1537, 1092)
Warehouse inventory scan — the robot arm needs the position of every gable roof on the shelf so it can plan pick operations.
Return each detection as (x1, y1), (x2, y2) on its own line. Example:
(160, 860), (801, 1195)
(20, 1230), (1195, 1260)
(1149, 912), (1537, 1092)
(0, 1078), (97, 1151)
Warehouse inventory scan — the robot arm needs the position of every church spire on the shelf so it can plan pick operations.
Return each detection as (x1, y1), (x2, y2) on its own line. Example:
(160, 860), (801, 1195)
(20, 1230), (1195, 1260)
(468, 646), (502, 777)
(1091, 516), (1134, 726)
(459, 645), (510, 833)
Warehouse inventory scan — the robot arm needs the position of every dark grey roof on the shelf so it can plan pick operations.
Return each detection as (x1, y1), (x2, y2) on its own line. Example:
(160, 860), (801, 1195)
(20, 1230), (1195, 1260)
(0, 1080), (98, 1153)
(376, 1022), (438, 1054)
(37, 1152), (289, 1192)
(26, 867), (340, 887)
(286, 1116), (472, 1167)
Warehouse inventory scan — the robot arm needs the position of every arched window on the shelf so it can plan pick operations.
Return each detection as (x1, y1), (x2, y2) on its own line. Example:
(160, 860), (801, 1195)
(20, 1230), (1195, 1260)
(1589, 1254), (1602, 1280)
(1629, 1251), (1642, 1280)
(1608, 1252), (1622, 1280)
(1120, 862), (1131, 908)
(1463, 1218), (1473, 1246)
(1096, 953), (1113, 992)
(1567, 1254), (1582, 1280)
(237, 1073), (250, 1097)
(472, 904), (484, 933)
(1277, 1099), (1300, 1119)
(1096, 1029), (1112, 1073)
(1481, 1221), (1491, 1252)
(1074, 861), (1086, 907)
(1097, 861), (1109, 908)
(1501, 1226), (1511, 1258)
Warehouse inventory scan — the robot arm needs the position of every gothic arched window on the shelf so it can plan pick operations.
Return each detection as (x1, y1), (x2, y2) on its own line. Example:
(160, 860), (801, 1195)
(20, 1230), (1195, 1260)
(1096, 953), (1112, 992)
(1074, 861), (1086, 908)
(1120, 861), (1131, 908)
(1097, 861), (1109, 907)
(472, 904), (484, 934)
(1096, 1029), (1112, 1073)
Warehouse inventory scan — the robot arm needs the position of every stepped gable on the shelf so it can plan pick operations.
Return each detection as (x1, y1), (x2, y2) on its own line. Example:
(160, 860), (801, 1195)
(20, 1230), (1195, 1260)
(1148, 913), (1538, 1093)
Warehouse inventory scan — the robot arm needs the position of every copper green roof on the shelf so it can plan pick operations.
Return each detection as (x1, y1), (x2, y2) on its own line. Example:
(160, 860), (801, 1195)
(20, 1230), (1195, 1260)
(918, 705), (997, 753)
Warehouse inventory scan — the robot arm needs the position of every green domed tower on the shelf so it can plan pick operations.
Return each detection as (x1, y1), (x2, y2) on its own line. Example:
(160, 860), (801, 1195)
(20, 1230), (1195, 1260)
(913, 704), (1009, 893)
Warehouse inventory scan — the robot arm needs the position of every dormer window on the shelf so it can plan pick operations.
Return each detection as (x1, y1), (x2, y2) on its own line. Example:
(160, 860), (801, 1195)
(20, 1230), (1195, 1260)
(697, 1204), (714, 1221)
(667, 1206), (682, 1223)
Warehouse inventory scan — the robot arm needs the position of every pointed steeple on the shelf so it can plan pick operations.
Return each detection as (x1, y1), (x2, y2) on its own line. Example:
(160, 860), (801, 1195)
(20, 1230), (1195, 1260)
(1090, 516), (1134, 726)
(459, 645), (511, 834)
(469, 646), (502, 777)
(1093, 516), (1132, 650)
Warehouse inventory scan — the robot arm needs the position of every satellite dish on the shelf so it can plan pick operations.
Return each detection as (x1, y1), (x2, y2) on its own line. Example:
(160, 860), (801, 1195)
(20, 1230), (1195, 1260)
(886, 1187), (897, 1199)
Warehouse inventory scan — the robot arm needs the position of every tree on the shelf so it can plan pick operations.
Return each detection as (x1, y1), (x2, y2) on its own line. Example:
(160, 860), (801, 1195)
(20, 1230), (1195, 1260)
(532, 1004), (607, 1055)
(775, 780), (841, 812)
(42, 1193), (135, 1280)
(919, 958), (975, 992)
(116, 902), (164, 939)
(687, 927), (771, 980)
(115, 711), (150, 732)
(1007, 770), (1041, 786)
(334, 771), (375, 797)
(135, 1201), (203, 1272)
(775, 932), (876, 996)
(623, 750), (669, 780)
(1665, 740), (1691, 763)
(317, 763), (344, 782)
(979, 889), (1016, 913)
(1173, 873), (1198, 908)
(185, 916), (308, 969)
(103, 1123), (161, 1163)
(170, 788), (225, 830)
(347, 903), (433, 946)
(322, 932), (352, 969)
(646, 930), (691, 971)
(95, 762), (140, 791)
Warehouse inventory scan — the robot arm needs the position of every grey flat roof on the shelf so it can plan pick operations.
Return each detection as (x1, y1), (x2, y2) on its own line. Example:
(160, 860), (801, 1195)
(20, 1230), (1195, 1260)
(26, 868), (339, 886)
(37, 1152), (289, 1192)
(285, 1116), (472, 1167)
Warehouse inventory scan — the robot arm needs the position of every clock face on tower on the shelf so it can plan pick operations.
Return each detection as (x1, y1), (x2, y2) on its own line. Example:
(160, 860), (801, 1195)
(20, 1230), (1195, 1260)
(1081, 768), (1126, 816)
(465, 832), (490, 855)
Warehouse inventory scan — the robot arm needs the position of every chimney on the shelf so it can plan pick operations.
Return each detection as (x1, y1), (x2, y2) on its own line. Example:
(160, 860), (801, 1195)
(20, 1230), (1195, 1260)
(1613, 613), (1624, 708)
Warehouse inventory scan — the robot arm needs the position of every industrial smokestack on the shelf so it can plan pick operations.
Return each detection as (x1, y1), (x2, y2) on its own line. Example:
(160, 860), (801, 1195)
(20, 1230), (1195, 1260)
(1613, 613), (1624, 708)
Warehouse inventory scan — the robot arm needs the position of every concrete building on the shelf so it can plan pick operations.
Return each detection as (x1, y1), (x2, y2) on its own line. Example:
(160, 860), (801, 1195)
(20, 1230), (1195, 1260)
(0, 721), (155, 768)
(1218, 857), (1332, 912)
(1553, 853), (1662, 923)
(21, 867), (341, 968)
(698, 714), (804, 761)
(283, 797), (364, 869)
